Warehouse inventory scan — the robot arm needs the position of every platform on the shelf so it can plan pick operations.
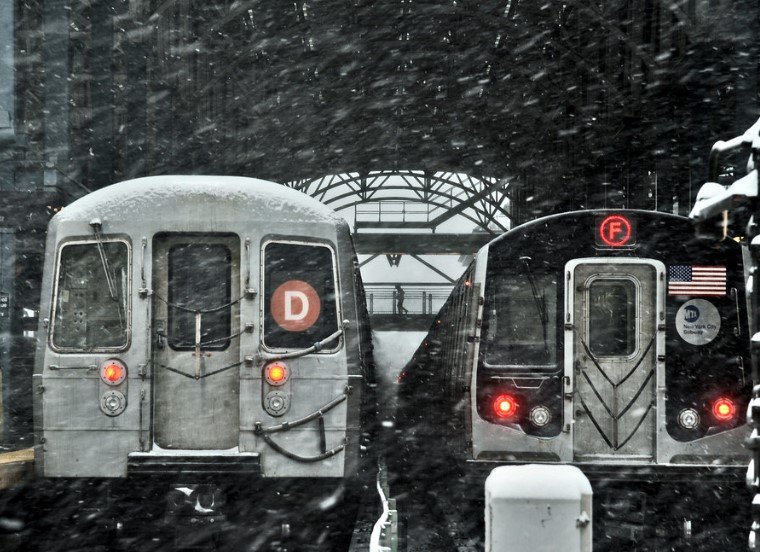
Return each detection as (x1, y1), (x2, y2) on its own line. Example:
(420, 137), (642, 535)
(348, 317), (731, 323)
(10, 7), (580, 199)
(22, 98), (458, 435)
(0, 448), (34, 490)
(370, 314), (435, 332)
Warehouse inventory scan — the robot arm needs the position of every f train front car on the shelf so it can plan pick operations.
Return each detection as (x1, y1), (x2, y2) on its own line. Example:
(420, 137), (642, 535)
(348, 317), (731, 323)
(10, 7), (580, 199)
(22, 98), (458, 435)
(33, 176), (375, 545)
(398, 210), (750, 546)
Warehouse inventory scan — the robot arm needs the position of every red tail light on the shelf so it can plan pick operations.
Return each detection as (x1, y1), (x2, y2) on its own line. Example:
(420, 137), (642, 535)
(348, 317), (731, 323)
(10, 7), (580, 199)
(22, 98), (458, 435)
(712, 398), (736, 422)
(493, 394), (517, 419)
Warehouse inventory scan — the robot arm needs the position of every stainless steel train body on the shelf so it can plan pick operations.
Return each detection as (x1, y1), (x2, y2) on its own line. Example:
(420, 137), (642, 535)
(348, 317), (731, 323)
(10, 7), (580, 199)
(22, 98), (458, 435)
(33, 176), (374, 482)
(396, 209), (750, 544)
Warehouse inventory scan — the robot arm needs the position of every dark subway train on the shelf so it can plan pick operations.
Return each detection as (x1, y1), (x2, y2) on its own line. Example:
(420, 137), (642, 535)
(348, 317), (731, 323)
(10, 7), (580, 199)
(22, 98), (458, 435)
(395, 209), (750, 549)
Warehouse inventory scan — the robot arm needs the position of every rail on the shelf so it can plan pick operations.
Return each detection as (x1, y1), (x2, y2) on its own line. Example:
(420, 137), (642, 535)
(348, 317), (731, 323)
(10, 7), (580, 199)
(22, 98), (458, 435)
(355, 200), (435, 226)
(364, 284), (452, 316)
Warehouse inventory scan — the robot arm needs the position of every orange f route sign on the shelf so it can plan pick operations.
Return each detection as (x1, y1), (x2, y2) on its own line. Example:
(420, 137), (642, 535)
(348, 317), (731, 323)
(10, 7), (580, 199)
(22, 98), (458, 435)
(271, 280), (321, 332)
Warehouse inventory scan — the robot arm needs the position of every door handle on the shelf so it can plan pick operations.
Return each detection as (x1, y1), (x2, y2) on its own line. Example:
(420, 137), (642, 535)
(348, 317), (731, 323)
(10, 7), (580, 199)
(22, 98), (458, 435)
(563, 375), (574, 399)
(155, 320), (166, 349)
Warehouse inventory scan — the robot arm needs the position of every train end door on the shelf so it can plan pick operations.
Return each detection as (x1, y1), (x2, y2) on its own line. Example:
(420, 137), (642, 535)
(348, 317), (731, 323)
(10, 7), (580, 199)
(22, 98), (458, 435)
(564, 259), (665, 462)
(151, 234), (241, 450)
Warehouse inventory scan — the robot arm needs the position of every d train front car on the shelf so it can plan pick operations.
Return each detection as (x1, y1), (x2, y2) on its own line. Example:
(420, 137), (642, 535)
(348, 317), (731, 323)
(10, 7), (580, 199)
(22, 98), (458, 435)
(33, 176), (374, 485)
(397, 209), (750, 545)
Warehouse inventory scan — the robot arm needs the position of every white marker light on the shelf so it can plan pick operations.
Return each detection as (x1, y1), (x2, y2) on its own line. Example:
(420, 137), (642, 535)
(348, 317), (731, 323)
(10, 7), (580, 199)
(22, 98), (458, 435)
(529, 405), (551, 427)
(678, 408), (700, 430)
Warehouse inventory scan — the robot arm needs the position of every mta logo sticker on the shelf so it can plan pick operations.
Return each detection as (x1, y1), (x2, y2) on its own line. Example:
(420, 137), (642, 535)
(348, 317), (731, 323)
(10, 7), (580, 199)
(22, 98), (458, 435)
(676, 299), (719, 346)
(683, 305), (700, 323)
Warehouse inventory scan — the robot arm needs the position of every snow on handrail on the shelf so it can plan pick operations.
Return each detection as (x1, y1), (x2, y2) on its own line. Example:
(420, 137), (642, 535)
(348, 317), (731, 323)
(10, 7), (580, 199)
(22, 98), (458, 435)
(369, 469), (392, 552)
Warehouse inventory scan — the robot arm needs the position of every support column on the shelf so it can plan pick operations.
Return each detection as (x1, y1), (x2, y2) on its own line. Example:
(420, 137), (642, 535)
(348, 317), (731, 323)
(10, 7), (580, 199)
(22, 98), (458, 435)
(42, 0), (71, 194)
(123, 4), (148, 179)
(0, 229), (14, 445)
(90, 1), (115, 186)
(0, 0), (15, 191)
(734, 0), (760, 133)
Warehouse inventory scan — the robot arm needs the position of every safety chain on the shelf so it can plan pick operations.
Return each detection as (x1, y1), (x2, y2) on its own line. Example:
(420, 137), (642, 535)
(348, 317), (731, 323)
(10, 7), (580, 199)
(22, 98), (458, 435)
(152, 291), (242, 313)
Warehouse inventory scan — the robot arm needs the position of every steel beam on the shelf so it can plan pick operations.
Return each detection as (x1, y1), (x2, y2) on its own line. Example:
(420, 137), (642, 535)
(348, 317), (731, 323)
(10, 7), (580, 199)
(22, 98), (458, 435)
(90, 1), (115, 185)
(425, 178), (509, 230)
(0, 229), (13, 444)
(0, 0), (14, 191)
(369, 314), (435, 332)
(409, 255), (456, 283)
(353, 233), (494, 255)
(42, 0), (71, 193)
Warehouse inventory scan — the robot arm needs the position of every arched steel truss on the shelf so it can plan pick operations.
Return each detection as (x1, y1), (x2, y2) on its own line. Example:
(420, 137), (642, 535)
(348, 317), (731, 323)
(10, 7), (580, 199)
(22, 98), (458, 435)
(286, 170), (513, 232)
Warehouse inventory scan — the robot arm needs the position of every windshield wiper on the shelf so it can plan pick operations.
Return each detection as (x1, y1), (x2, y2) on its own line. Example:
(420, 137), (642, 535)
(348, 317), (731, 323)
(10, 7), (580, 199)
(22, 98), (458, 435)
(519, 256), (549, 353)
(89, 218), (119, 302)
(90, 218), (124, 327)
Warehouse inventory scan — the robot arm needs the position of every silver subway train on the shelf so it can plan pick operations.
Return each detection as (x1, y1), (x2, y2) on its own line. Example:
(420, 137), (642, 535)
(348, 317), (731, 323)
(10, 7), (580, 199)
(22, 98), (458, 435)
(30, 176), (376, 548)
(396, 209), (750, 549)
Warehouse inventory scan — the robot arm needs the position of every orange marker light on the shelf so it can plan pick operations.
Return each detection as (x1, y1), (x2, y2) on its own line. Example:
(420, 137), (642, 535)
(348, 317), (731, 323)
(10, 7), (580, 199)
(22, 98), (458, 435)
(712, 398), (735, 422)
(99, 360), (127, 385)
(493, 394), (517, 419)
(265, 362), (289, 386)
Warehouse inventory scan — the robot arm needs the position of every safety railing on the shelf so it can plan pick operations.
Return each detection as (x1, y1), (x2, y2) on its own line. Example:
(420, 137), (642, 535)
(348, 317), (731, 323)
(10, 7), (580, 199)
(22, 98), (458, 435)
(355, 200), (434, 225)
(364, 284), (452, 316)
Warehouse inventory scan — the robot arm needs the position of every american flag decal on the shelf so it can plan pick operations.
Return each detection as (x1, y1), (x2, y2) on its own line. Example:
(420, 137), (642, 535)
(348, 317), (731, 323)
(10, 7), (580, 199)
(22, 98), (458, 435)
(668, 265), (726, 296)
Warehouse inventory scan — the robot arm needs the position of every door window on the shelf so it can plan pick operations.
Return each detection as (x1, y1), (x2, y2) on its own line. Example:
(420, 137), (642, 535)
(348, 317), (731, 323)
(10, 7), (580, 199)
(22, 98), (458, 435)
(168, 243), (232, 350)
(482, 271), (558, 368)
(588, 279), (636, 357)
(263, 242), (339, 349)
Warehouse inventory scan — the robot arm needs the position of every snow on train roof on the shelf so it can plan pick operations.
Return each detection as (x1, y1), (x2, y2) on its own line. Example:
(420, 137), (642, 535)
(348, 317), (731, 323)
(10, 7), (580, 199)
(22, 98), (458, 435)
(55, 175), (342, 224)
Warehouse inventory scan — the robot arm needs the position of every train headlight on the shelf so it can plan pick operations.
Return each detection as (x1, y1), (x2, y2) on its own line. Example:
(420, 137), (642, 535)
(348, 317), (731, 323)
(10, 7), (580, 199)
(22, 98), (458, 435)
(712, 398), (736, 422)
(100, 359), (127, 385)
(677, 408), (700, 430)
(493, 394), (517, 419)
(100, 390), (127, 416)
(529, 405), (551, 427)
(264, 361), (289, 386)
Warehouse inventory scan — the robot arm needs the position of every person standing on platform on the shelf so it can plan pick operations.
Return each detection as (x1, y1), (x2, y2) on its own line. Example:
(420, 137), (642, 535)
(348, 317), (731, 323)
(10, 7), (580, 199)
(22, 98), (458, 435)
(395, 284), (409, 315)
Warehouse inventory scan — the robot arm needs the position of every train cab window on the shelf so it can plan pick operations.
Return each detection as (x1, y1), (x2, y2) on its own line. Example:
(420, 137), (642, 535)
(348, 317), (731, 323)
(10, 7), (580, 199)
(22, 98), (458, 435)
(168, 244), (232, 350)
(263, 242), (339, 350)
(52, 240), (130, 351)
(483, 271), (558, 369)
(587, 279), (636, 357)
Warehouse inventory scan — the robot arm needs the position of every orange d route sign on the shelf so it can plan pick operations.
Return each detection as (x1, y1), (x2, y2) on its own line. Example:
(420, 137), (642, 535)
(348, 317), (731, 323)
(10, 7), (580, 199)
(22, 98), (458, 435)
(271, 280), (321, 332)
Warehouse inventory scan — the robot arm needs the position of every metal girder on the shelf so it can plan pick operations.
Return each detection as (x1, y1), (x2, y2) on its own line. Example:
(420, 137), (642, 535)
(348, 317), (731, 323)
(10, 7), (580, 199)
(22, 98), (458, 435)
(287, 171), (513, 233)
(0, 229), (12, 443)
(42, 0), (71, 194)
(369, 314), (435, 332)
(353, 233), (494, 255)
(425, 177), (509, 229)
(409, 254), (456, 283)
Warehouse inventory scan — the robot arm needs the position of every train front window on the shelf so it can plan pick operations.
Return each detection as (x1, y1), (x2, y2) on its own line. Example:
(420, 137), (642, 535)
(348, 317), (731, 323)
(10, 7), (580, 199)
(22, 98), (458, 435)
(587, 279), (636, 356)
(168, 243), (232, 350)
(483, 271), (558, 368)
(52, 241), (130, 351)
(263, 242), (339, 350)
